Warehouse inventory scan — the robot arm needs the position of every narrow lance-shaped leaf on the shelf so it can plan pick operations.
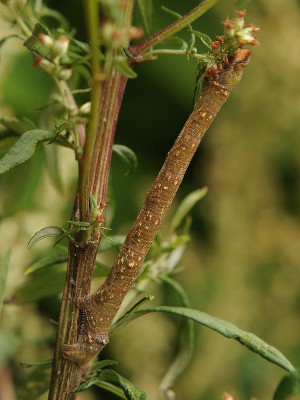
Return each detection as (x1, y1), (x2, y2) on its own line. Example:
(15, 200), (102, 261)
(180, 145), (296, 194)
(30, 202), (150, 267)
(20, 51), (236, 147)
(161, 6), (195, 49)
(98, 235), (126, 252)
(20, 359), (52, 368)
(25, 247), (68, 275)
(113, 144), (138, 175)
(98, 370), (148, 400)
(273, 370), (300, 400)
(12, 261), (109, 304)
(110, 295), (154, 334)
(130, 306), (296, 373)
(0, 249), (11, 312)
(159, 277), (195, 396)
(0, 117), (36, 134)
(171, 187), (208, 232)
(137, 0), (153, 36)
(114, 58), (137, 79)
(27, 226), (65, 249)
(0, 129), (57, 175)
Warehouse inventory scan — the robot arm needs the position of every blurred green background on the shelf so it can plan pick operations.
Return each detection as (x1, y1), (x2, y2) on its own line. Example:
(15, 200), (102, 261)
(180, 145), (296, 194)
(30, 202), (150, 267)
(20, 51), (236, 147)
(0, 0), (300, 399)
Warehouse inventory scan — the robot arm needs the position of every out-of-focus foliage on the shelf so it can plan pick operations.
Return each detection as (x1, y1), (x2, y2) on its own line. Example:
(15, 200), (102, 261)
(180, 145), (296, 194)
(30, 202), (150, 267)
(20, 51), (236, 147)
(0, 0), (300, 399)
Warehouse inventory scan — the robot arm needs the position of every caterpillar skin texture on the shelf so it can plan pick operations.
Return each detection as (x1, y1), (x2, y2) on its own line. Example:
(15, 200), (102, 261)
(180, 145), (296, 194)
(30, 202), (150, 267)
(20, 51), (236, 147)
(63, 49), (251, 366)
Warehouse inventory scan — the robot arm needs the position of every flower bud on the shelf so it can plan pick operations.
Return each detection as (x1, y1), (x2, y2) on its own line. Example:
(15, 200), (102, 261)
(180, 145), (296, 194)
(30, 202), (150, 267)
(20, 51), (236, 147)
(52, 36), (69, 59)
(38, 33), (54, 48)
(128, 26), (144, 40)
(79, 102), (91, 115)
(38, 58), (55, 75)
(57, 68), (72, 81)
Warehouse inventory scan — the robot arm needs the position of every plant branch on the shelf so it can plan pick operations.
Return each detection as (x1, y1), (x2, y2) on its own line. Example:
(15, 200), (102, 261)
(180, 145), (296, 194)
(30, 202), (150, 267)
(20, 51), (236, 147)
(63, 49), (251, 366)
(129, 0), (220, 56)
(48, 1), (135, 399)
(80, 0), (102, 220)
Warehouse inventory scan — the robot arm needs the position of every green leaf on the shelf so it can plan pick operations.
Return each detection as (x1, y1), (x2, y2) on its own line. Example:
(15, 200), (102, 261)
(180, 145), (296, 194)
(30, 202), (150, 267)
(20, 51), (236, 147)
(124, 306), (296, 373)
(161, 36), (188, 51)
(96, 381), (127, 399)
(114, 58), (137, 79)
(44, 145), (63, 193)
(161, 5), (182, 19)
(24, 23), (53, 60)
(40, 7), (70, 31)
(75, 360), (121, 394)
(17, 364), (51, 400)
(98, 235), (126, 252)
(189, 29), (211, 48)
(171, 187), (208, 232)
(113, 144), (138, 175)
(25, 247), (68, 275)
(90, 359), (118, 375)
(20, 359), (52, 368)
(0, 116), (36, 134)
(193, 64), (206, 107)
(273, 371), (300, 400)
(0, 249), (11, 312)
(111, 295), (154, 334)
(99, 370), (148, 400)
(0, 129), (56, 175)
(159, 278), (194, 395)
(11, 264), (68, 304)
(13, 259), (108, 304)
(161, 6), (195, 50)
(27, 226), (65, 249)
(137, 0), (154, 36)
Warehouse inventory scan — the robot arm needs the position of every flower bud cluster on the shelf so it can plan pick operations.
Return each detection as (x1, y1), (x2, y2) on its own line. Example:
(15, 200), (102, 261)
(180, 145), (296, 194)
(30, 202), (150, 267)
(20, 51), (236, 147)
(33, 33), (72, 81)
(223, 10), (259, 52)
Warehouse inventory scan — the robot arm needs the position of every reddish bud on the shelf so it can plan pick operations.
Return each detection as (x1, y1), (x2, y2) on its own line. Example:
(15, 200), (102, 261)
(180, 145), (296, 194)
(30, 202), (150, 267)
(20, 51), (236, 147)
(236, 10), (246, 18)
(33, 56), (42, 67)
(216, 35), (225, 43)
(129, 26), (144, 40)
(211, 41), (221, 49)
(248, 24), (260, 32)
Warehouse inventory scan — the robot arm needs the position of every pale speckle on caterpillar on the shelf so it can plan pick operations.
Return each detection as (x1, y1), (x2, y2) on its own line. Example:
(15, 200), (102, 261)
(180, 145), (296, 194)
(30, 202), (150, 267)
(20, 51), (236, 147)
(63, 49), (251, 366)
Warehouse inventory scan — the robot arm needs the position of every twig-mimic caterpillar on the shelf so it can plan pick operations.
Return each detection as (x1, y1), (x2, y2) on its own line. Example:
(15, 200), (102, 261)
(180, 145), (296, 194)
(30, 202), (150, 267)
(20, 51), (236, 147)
(63, 49), (251, 365)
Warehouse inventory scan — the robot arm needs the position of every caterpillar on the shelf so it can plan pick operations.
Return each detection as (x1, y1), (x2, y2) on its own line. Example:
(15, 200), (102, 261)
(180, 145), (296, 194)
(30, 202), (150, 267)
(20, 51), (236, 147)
(63, 49), (251, 366)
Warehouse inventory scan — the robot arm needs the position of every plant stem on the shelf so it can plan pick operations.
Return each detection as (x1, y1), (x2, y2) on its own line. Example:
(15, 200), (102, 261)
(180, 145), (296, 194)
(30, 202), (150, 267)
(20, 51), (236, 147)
(145, 48), (208, 61)
(80, 0), (102, 220)
(130, 0), (220, 57)
(48, 1), (135, 398)
(63, 50), (251, 366)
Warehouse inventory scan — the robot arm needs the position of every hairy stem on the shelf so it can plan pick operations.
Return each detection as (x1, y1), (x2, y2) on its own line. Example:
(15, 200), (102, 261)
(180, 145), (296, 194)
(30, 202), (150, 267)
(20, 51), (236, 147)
(130, 0), (220, 57)
(63, 49), (251, 366)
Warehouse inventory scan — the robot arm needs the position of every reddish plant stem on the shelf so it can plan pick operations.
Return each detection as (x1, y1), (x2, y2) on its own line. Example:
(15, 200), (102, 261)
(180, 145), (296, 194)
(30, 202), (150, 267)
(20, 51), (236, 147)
(63, 50), (251, 366)
(48, 0), (135, 396)
(48, 71), (129, 400)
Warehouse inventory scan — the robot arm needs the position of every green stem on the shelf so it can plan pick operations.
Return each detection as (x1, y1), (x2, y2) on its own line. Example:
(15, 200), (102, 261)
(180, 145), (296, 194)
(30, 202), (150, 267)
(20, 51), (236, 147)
(146, 48), (208, 61)
(80, 0), (102, 220)
(130, 0), (220, 56)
